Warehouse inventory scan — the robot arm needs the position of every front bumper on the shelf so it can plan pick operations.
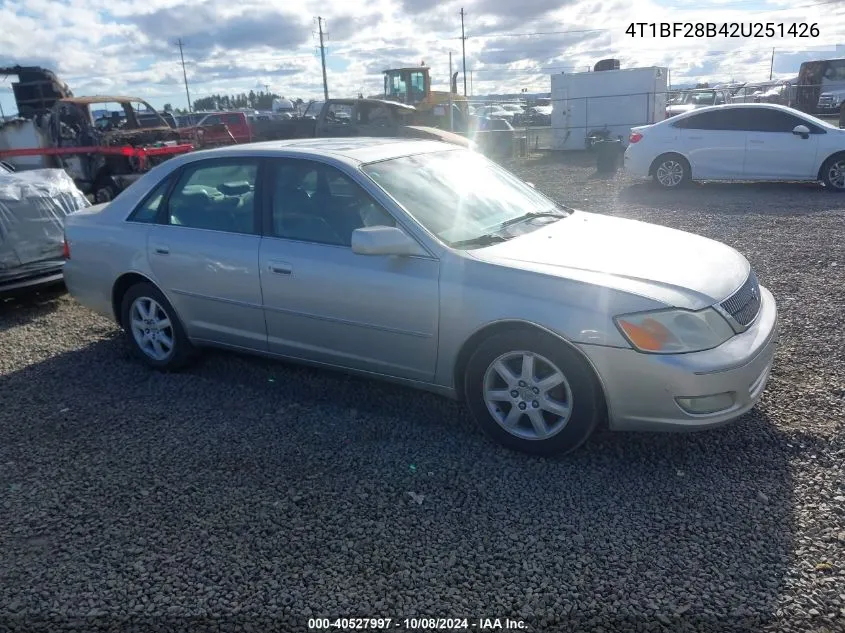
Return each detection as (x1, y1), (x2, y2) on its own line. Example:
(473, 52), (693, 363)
(579, 285), (778, 432)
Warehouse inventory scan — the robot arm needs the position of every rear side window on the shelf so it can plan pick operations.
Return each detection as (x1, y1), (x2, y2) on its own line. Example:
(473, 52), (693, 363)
(673, 110), (739, 131)
(222, 114), (243, 126)
(166, 160), (260, 234)
(128, 176), (171, 223)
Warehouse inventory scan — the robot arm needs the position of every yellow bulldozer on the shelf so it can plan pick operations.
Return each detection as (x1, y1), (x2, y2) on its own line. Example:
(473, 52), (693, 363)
(379, 63), (470, 132)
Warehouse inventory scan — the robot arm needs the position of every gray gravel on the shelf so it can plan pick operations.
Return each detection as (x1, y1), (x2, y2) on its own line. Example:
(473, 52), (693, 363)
(1, 153), (844, 633)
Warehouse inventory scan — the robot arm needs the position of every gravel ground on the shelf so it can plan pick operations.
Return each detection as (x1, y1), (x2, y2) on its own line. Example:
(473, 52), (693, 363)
(1, 154), (844, 633)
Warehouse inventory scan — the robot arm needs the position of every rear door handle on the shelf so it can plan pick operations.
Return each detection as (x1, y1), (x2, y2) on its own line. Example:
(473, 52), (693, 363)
(268, 261), (292, 275)
(749, 140), (764, 144)
(153, 244), (170, 255)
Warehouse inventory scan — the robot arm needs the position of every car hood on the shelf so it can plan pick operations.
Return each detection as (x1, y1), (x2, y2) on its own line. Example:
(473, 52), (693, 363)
(467, 211), (750, 310)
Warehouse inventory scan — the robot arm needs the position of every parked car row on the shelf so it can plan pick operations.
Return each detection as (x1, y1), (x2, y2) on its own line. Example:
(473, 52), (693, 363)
(467, 102), (553, 126)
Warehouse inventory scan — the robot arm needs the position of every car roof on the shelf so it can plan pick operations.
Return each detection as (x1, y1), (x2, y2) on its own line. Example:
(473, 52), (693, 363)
(181, 137), (462, 164)
(663, 102), (814, 122)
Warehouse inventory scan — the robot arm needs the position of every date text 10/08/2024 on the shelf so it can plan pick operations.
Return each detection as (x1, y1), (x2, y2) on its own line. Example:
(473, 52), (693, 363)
(307, 618), (527, 630)
(625, 22), (819, 38)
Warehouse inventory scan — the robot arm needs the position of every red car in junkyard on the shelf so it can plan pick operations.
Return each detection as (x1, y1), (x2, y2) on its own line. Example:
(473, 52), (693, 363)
(178, 111), (252, 148)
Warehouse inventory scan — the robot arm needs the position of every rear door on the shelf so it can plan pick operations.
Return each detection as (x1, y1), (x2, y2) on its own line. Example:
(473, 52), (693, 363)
(146, 157), (267, 350)
(740, 108), (822, 180)
(673, 109), (747, 179)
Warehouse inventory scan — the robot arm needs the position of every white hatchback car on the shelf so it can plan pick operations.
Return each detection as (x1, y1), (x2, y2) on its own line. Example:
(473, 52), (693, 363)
(624, 103), (845, 190)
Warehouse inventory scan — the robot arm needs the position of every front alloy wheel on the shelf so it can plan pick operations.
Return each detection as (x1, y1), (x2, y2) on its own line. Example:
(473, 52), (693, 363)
(483, 351), (574, 441)
(464, 329), (601, 456)
(822, 156), (845, 192)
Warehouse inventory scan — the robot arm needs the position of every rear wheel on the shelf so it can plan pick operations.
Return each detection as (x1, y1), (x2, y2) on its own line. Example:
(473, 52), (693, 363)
(120, 282), (195, 370)
(652, 154), (690, 188)
(463, 329), (601, 456)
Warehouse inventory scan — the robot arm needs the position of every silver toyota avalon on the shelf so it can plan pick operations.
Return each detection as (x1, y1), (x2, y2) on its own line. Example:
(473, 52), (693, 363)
(63, 138), (778, 455)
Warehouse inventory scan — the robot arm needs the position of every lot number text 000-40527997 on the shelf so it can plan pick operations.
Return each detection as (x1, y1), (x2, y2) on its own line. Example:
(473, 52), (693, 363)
(625, 22), (820, 38)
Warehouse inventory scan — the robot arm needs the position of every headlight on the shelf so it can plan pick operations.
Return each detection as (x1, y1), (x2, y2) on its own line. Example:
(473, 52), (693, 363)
(614, 308), (734, 354)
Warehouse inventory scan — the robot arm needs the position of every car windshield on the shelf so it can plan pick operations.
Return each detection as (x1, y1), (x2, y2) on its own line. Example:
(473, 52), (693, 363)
(361, 149), (566, 246)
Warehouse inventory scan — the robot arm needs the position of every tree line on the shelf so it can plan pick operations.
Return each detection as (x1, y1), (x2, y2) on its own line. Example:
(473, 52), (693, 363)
(163, 90), (306, 114)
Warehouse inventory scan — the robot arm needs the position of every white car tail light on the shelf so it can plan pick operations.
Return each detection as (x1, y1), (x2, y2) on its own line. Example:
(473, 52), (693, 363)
(63, 236), (70, 259)
(629, 131), (643, 143)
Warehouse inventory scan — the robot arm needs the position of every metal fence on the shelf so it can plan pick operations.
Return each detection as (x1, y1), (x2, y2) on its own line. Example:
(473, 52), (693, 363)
(475, 82), (843, 152)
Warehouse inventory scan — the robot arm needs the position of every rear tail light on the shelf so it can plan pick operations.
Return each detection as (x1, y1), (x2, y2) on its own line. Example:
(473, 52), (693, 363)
(629, 131), (643, 143)
(62, 236), (70, 259)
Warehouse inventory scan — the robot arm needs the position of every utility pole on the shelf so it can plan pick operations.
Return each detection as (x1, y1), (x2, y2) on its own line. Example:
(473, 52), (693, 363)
(318, 17), (329, 100)
(177, 38), (192, 113)
(470, 70), (473, 96)
(769, 48), (775, 81)
(460, 8), (468, 96)
(449, 52), (454, 132)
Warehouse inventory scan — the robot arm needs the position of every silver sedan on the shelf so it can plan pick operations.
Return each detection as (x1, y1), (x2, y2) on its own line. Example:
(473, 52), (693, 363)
(62, 138), (778, 455)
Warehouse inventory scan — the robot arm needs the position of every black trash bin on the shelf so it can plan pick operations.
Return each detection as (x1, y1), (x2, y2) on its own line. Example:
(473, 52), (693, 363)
(595, 139), (623, 174)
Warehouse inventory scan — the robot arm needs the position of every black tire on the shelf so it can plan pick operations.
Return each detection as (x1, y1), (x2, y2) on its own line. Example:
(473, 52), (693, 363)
(463, 329), (602, 456)
(119, 282), (195, 370)
(651, 153), (691, 189)
(820, 153), (845, 192)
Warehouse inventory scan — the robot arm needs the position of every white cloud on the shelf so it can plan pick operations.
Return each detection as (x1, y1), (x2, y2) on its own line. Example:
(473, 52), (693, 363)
(1, 0), (844, 114)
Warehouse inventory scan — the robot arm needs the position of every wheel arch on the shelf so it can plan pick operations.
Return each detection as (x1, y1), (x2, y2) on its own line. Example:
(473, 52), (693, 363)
(111, 271), (160, 327)
(452, 319), (610, 426)
(648, 151), (691, 177)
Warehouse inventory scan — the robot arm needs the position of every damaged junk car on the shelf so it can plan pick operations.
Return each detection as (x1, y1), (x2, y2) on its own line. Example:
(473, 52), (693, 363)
(0, 66), (194, 203)
(1, 167), (89, 293)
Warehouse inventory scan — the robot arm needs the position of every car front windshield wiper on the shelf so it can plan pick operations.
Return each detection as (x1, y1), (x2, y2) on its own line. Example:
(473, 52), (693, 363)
(449, 233), (510, 249)
(497, 209), (568, 230)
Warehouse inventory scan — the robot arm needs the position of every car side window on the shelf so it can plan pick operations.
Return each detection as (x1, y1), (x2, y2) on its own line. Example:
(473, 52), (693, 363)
(165, 160), (259, 234)
(202, 115), (222, 126)
(742, 109), (823, 133)
(268, 159), (395, 246)
(128, 176), (171, 223)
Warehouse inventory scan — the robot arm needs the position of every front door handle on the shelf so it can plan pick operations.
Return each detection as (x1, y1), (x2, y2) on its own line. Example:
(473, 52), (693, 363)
(749, 139), (764, 144)
(269, 261), (292, 275)
(153, 244), (170, 255)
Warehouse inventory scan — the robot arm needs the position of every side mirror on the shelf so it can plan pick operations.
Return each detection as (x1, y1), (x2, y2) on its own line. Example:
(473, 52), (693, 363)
(792, 124), (810, 139)
(351, 226), (426, 257)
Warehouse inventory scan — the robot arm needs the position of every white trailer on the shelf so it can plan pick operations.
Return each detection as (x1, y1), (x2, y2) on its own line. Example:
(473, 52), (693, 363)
(551, 67), (668, 150)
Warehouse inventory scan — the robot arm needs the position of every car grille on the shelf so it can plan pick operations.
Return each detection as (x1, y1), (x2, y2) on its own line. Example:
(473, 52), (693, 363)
(818, 95), (837, 108)
(721, 272), (762, 328)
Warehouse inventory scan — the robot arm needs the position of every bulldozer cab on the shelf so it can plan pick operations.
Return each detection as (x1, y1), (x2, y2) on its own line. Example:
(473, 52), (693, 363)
(383, 66), (431, 106)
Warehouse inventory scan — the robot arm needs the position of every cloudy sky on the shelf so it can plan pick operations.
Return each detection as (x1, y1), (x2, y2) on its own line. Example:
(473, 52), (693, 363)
(1, 0), (844, 114)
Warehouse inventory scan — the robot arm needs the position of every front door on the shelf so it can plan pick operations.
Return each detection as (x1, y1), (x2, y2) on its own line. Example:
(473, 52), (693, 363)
(739, 107), (821, 180)
(258, 158), (440, 382)
(146, 157), (267, 350)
